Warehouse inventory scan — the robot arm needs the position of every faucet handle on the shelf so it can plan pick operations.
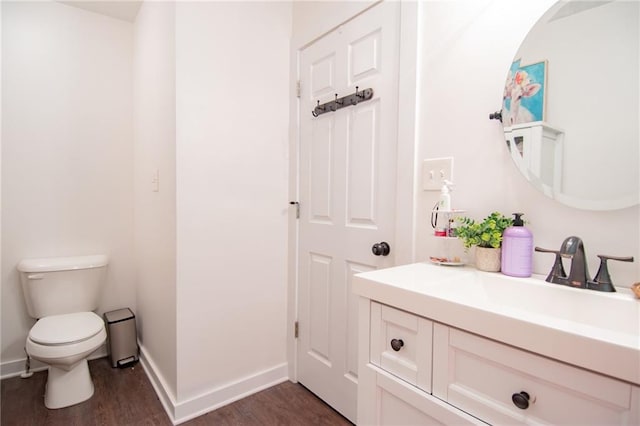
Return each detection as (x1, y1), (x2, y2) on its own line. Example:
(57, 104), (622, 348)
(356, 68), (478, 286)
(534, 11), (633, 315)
(535, 247), (567, 284)
(534, 247), (558, 254)
(590, 255), (634, 292)
(597, 254), (634, 263)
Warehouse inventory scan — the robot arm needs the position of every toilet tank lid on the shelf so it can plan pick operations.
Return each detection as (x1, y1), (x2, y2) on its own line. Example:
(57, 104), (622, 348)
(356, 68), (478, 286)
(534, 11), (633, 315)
(17, 255), (108, 273)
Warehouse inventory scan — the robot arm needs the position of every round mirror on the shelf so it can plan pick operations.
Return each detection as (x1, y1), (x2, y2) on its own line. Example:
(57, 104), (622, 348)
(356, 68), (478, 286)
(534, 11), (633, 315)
(501, 0), (638, 211)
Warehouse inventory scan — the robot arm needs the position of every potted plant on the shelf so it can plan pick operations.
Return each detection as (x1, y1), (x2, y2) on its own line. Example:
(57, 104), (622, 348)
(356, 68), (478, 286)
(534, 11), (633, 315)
(455, 212), (513, 272)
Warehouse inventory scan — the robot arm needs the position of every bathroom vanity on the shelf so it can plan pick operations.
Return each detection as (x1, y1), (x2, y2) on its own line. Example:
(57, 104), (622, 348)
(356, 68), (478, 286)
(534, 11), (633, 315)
(353, 263), (640, 425)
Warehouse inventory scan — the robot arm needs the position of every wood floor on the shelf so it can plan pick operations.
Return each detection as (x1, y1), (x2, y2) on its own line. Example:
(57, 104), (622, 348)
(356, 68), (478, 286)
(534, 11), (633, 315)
(1, 357), (352, 425)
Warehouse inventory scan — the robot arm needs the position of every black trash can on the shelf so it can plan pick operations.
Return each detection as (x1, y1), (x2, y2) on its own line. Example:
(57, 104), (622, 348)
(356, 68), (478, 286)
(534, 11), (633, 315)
(104, 308), (139, 368)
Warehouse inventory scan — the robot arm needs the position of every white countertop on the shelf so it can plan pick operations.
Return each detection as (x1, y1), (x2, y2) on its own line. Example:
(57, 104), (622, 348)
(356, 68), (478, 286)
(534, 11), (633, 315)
(353, 262), (640, 386)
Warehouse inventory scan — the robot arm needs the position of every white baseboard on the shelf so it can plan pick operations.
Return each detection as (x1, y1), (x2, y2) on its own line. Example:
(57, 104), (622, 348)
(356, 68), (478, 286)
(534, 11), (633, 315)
(0, 344), (108, 380)
(1, 356), (48, 379)
(138, 343), (289, 425)
(138, 344), (178, 422)
(173, 362), (289, 424)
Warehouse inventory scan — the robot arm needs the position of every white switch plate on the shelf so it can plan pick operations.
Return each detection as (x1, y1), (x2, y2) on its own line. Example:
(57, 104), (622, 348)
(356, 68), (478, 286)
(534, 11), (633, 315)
(152, 168), (159, 192)
(423, 157), (453, 191)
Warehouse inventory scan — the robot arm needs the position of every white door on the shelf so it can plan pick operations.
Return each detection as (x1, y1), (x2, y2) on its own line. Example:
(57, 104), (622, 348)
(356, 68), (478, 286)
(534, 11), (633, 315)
(296, 2), (400, 422)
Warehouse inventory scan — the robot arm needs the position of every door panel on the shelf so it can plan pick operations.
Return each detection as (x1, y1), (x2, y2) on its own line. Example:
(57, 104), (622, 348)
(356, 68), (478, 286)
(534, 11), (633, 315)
(311, 53), (336, 96)
(308, 253), (332, 364)
(309, 117), (334, 223)
(349, 29), (382, 83)
(297, 3), (400, 422)
(347, 101), (379, 228)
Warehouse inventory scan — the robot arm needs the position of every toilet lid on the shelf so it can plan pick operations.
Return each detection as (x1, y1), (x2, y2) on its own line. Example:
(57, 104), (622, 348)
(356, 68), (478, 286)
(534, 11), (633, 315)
(29, 312), (104, 345)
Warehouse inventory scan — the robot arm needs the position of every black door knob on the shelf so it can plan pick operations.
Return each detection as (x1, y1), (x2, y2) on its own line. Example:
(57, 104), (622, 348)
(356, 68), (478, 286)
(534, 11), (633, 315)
(372, 242), (390, 256)
(511, 391), (530, 410)
(390, 339), (404, 351)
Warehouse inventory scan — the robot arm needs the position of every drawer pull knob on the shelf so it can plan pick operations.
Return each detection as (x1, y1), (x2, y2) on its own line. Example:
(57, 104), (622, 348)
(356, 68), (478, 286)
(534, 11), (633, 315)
(511, 391), (530, 410)
(390, 338), (404, 351)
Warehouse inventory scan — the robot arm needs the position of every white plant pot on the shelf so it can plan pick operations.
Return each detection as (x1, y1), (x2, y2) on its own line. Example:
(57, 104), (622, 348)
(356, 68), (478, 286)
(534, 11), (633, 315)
(475, 246), (501, 272)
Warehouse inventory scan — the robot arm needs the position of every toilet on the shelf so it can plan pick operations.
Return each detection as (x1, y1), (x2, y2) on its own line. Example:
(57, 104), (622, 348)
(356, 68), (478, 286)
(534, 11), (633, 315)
(17, 255), (108, 409)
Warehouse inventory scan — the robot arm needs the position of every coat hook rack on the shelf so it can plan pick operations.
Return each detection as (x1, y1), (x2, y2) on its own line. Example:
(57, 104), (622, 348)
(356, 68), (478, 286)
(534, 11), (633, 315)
(312, 86), (374, 117)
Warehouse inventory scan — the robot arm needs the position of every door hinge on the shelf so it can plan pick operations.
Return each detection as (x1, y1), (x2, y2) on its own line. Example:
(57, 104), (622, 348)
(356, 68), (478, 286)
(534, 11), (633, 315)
(296, 80), (301, 98)
(294, 321), (299, 338)
(289, 201), (300, 219)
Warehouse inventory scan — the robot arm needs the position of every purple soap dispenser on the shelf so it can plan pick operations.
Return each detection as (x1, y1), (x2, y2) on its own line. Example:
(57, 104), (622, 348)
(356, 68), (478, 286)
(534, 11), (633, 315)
(501, 213), (533, 277)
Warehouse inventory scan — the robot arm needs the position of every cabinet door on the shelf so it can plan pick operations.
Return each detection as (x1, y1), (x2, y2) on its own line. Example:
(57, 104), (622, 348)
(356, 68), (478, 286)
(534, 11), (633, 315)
(370, 302), (432, 392)
(433, 324), (638, 425)
(365, 365), (485, 425)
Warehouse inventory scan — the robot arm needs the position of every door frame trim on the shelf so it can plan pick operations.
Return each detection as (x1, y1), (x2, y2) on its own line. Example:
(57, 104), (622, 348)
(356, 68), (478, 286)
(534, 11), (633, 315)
(286, 0), (420, 383)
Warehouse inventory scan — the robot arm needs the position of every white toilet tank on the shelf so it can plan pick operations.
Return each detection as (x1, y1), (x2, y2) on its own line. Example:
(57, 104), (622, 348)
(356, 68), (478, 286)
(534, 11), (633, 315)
(18, 255), (108, 319)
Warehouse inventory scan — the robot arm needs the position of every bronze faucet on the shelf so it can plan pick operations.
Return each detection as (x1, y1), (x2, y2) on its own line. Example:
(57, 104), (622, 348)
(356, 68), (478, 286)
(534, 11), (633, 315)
(559, 236), (590, 288)
(535, 236), (634, 292)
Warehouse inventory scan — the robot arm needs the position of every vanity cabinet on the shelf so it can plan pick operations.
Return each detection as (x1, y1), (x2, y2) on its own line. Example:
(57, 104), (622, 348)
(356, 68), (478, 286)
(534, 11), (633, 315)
(433, 325), (640, 425)
(358, 300), (484, 425)
(370, 302), (432, 392)
(358, 299), (640, 425)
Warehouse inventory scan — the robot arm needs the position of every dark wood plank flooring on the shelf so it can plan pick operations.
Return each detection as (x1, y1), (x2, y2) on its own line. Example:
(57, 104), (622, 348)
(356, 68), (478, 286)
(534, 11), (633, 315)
(1, 357), (351, 425)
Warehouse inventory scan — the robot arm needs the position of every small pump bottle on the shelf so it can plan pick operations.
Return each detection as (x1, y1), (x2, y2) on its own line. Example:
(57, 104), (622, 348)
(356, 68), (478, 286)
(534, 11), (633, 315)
(438, 180), (452, 211)
(501, 213), (533, 277)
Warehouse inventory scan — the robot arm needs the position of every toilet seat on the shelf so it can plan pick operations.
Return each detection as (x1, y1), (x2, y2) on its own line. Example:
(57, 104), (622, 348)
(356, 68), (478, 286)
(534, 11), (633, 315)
(26, 312), (106, 361)
(29, 312), (104, 345)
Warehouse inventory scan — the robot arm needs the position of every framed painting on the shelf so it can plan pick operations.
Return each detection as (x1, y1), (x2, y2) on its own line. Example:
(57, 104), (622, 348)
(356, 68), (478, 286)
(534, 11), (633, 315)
(502, 59), (547, 125)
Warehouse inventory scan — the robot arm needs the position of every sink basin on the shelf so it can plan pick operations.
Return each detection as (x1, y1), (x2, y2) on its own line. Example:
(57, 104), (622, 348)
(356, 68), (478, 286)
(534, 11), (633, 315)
(353, 262), (640, 385)
(436, 271), (639, 338)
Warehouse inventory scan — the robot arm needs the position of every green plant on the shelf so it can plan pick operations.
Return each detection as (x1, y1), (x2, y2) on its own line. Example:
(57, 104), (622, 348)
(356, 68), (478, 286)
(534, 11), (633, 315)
(455, 212), (513, 249)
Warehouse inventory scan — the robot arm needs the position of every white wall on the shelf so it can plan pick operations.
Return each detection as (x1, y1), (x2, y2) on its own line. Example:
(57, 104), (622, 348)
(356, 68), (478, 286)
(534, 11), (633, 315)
(1, 1), (135, 370)
(417, 0), (639, 288)
(291, 0), (375, 47)
(174, 0), (291, 410)
(133, 0), (177, 401)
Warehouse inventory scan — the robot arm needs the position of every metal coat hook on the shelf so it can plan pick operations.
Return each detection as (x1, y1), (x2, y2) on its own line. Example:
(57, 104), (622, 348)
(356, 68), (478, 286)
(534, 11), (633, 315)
(312, 100), (324, 117)
(312, 87), (374, 117)
(330, 94), (339, 111)
(351, 86), (361, 105)
(334, 94), (343, 109)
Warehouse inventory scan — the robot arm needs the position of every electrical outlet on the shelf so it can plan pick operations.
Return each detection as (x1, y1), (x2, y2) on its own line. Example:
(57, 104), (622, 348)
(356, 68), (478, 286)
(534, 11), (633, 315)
(423, 157), (453, 191)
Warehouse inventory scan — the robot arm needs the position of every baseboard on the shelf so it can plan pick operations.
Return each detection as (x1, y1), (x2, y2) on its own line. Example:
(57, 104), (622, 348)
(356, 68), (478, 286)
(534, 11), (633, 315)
(173, 363), (289, 424)
(1, 356), (48, 379)
(0, 344), (108, 380)
(138, 344), (178, 423)
(139, 344), (288, 425)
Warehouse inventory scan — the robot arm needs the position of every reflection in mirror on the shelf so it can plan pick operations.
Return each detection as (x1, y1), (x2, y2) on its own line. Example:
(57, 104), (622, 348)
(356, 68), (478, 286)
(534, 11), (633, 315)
(502, 0), (638, 211)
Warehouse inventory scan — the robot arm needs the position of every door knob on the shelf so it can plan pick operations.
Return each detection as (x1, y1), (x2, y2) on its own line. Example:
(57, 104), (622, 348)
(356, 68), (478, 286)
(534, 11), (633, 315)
(372, 242), (390, 256)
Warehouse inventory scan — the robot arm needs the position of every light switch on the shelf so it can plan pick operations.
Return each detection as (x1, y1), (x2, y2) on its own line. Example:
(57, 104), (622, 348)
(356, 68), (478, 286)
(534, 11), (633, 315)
(152, 168), (159, 192)
(423, 157), (453, 191)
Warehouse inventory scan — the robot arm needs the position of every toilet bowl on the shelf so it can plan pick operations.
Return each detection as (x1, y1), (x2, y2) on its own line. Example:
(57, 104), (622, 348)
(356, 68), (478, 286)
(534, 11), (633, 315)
(17, 254), (109, 409)
(26, 311), (107, 409)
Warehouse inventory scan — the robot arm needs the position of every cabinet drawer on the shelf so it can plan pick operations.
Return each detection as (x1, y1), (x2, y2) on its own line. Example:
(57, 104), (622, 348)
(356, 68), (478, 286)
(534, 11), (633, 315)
(365, 365), (485, 425)
(370, 302), (432, 392)
(433, 324), (640, 425)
